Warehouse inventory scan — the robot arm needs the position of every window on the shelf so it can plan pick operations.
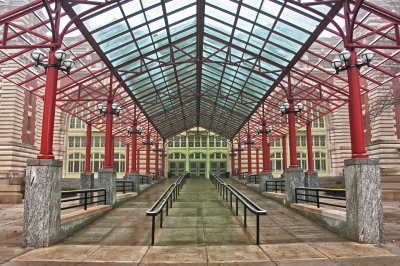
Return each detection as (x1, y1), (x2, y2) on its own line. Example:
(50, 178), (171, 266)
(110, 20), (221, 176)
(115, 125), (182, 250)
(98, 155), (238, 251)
(68, 153), (85, 173)
(216, 136), (221, 147)
(69, 116), (85, 129)
(181, 136), (186, 147)
(189, 136), (194, 147)
(168, 138), (173, 147)
(189, 153), (206, 159)
(271, 152), (282, 171)
(209, 136), (215, 147)
(91, 153), (104, 172)
(174, 137), (180, 147)
(195, 136), (201, 147)
(114, 153), (125, 173)
(202, 136), (207, 147)
(314, 152), (326, 171)
(222, 139), (227, 147)
(313, 118), (325, 128)
(296, 136), (306, 147)
(313, 136), (326, 147)
(297, 152), (307, 169)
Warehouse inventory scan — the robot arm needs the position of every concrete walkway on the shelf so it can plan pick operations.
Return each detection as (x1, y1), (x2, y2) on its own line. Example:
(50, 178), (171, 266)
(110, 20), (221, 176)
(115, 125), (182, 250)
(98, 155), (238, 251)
(0, 177), (400, 265)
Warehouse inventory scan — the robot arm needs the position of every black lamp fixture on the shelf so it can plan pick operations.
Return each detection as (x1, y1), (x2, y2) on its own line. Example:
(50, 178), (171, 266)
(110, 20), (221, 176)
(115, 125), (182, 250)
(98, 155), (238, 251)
(229, 151), (237, 157)
(31, 49), (74, 74)
(256, 125), (272, 135)
(97, 103), (121, 117)
(126, 125), (143, 135)
(279, 102), (304, 116)
(234, 145), (244, 152)
(332, 49), (374, 74)
(142, 138), (154, 145)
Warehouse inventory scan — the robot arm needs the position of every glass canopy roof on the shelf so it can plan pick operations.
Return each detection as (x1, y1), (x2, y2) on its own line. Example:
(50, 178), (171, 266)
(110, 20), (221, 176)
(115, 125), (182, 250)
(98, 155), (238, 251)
(0, 0), (399, 144)
(67, 0), (338, 138)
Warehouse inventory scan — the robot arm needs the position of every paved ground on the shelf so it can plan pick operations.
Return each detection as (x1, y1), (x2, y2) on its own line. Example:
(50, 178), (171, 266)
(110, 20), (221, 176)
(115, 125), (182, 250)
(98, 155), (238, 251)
(0, 177), (400, 265)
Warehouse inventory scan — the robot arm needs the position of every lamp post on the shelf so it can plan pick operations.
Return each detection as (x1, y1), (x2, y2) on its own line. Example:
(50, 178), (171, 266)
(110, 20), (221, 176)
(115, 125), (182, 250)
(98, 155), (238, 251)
(97, 102), (122, 168)
(142, 135), (154, 174)
(332, 49), (374, 158)
(32, 49), (74, 159)
(234, 145), (244, 175)
(279, 101), (303, 168)
(127, 123), (142, 173)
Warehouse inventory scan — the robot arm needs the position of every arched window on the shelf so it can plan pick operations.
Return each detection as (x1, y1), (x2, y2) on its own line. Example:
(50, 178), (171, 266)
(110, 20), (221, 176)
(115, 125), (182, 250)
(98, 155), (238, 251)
(68, 153), (85, 173)
(91, 153), (104, 172)
(189, 153), (206, 159)
(69, 113), (85, 129)
(313, 152), (327, 172)
(114, 153), (125, 173)
(297, 152), (307, 169)
(210, 152), (227, 159)
(271, 152), (282, 171)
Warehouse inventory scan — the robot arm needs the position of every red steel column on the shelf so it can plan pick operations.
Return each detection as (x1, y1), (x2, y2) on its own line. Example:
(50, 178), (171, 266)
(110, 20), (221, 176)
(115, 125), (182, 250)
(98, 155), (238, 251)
(282, 135), (287, 171)
(103, 101), (113, 168)
(238, 146), (242, 175)
(261, 121), (269, 171)
(130, 121), (137, 173)
(231, 146), (235, 175)
(84, 124), (92, 172)
(125, 144), (130, 176)
(247, 133), (252, 174)
(161, 140), (166, 176)
(111, 136), (115, 168)
(137, 148), (140, 172)
(256, 149), (260, 175)
(146, 134), (150, 174)
(155, 142), (159, 175)
(288, 101), (298, 168)
(38, 51), (59, 159)
(306, 122), (314, 171)
(347, 50), (368, 158)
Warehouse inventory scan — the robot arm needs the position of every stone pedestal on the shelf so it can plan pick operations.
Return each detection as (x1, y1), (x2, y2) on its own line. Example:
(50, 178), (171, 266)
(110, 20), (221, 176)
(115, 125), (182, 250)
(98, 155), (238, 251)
(98, 168), (116, 205)
(126, 172), (141, 192)
(259, 171), (273, 193)
(344, 158), (384, 244)
(80, 172), (94, 204)
(304, 171), (319, 201)
(284, 167), (305, 206)
(22, 159), (62, 248)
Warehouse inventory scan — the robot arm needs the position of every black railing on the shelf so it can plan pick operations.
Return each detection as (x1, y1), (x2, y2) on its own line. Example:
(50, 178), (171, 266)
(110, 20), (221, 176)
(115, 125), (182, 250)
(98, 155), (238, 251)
(247, 174), (259, 184)
(295, 187), (346, 209)
(210, 172), (267, 245)
(146, 172), (188, 245)
(116, 180), (135, 194)
(266, 180), (285, 193)
(139, 175), (151, 184)
(61, 188), (106, 210)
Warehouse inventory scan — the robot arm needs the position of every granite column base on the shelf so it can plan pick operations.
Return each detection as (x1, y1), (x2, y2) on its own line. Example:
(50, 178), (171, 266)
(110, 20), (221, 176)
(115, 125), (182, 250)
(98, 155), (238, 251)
(305, 171), (319, 202)
(98, 168), (116, 205)
(284, 167), (304, 207)
(344, 158), (384, 244)
(259, 171), (273, 193)
(80, 172), (94, 204)
(22, 159), (62, 248)
(126, 172), (141, 192)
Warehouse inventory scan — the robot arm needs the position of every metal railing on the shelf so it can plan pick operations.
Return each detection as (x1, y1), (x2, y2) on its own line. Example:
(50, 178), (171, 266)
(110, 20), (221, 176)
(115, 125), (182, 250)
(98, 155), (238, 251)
(295, 187), (346, 209)
(139, 175), (151, 184)
(146, 172), (188, 245)
(266, 180), (285, 193)
(210, 172), (267, 245)
(61, 188), (106, 210)
(247, 174), (259, 184)
(116, 180), (135, 194)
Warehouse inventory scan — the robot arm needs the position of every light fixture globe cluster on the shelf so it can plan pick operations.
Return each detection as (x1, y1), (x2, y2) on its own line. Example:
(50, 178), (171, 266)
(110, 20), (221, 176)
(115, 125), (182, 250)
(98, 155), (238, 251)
(127, 125), (143, 135)
(97, 103), (121, 117)
(31, 49), (74, 74)
(332, 49), (374, 74)
(279, 102), (303, 115)
(142, 138), (154, 145)
(243, 138), (254, 145)
(229, 151), (237, 157)
(234, 145), (244, 152)
(256, 125), (272, 134)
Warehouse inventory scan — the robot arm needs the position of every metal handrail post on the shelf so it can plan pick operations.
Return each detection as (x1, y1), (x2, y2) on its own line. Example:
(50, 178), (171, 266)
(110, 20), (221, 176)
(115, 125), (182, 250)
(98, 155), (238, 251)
(244, 206), (247, 227)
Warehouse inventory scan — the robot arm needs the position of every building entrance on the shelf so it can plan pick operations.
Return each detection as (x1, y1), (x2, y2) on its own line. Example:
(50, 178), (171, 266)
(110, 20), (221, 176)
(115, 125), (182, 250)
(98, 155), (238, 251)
(190, 161), (206, 178)
(210, 161), (227, 177)
(169, 161), (185, 178)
